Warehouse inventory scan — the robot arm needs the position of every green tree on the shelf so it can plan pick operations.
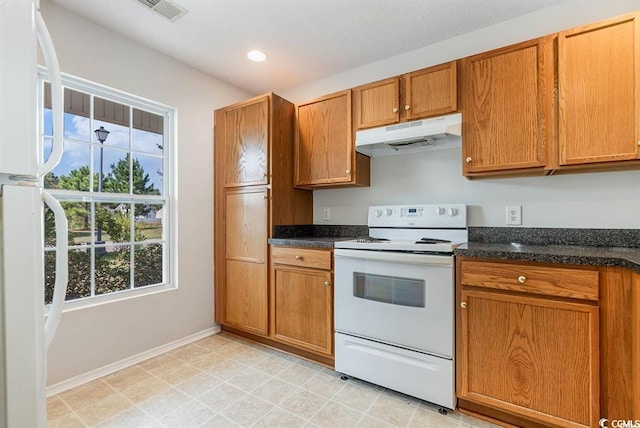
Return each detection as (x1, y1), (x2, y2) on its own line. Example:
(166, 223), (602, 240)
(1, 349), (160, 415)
(58, 166), (97, 231)
(44, 172), (59, 189)
(103, 154), (160, 196)
(59, 166), (98, 192)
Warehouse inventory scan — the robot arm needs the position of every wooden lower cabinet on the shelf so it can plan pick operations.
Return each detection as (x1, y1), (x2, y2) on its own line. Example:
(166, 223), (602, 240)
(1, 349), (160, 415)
(457, 257), (640, 427)
(459, 289), (598, 428)
(270, 246), (334, 359)
(224, 259), (268, 336)
(220, 188), (269, 336)
(271, 266), (333, 356)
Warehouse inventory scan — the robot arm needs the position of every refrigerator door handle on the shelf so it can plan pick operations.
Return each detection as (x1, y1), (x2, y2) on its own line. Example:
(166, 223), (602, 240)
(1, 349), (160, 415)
(42, 190), (68, 351)
(35, 10), (63, 176)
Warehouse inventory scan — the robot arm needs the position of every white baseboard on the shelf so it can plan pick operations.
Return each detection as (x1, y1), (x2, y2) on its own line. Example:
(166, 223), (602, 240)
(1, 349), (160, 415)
(46, 325), (221, 397)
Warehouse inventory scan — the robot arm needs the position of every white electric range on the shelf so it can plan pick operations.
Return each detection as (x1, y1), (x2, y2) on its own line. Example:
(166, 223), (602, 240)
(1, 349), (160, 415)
(333, 203), (467, 411)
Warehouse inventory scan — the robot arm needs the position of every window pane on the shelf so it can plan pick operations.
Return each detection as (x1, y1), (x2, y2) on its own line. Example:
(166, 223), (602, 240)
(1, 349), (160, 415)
(97, 148), (130, 194)
(134, 203), (163, 242)
(42, 137), (53, 166)
(93, 120), (129, 150)
(95, 202), (132, 244)
(43, 108), (53, 136)
(64, 112), (90, 141)
(95, 246), (131, 295)
(94, 98), (130, 131)
(134, 243), (163, 287)
(44, 251), (55, 305)
(53, 141), (91, 192)
(65, 201), (92, 246)
(132, 127), (163, 155)
(132, 154), (162, 195)
(45, 201), (93, 247)
(45, 249), (92, 303)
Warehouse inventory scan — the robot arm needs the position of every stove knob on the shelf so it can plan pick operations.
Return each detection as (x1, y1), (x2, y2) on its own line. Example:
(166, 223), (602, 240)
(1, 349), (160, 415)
(374, 209), (383, 217)
(384, 208), (393, 216)
(447, 208), (458, 217)
(436, 207), (445, 215)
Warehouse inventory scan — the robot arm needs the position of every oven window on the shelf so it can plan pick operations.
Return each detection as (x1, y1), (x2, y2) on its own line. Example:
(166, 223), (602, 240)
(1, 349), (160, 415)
(353, 272), (425, 308)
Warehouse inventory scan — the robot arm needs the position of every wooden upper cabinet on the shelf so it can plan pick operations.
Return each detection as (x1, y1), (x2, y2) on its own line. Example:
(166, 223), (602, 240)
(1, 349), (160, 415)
(557, 12), (640, 166)
(223, 96), (269, 187)
(353, 62), (457, 129)
(461, 37), (552, 175)
(295, 90), (369, 188)
(404, 62), (457, 121)
(353, 77), (400, 129)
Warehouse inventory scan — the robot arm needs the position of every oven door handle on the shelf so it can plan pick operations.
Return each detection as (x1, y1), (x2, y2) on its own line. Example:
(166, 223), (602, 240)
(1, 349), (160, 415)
(334, 249), (453, 266)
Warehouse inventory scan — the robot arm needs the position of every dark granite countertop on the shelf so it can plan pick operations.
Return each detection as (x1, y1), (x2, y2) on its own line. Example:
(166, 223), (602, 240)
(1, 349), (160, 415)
(456, 227), (640, 273)
(268, 236), (355, 249)
(268, 224), (368, 249)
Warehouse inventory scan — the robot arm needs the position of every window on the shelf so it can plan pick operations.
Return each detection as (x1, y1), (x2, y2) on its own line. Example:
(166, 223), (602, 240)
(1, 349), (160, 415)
(40, 72), (175, 305)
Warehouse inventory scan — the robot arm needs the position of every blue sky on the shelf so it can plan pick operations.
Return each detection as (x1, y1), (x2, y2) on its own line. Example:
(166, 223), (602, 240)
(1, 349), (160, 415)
(44, 110), (164, 192)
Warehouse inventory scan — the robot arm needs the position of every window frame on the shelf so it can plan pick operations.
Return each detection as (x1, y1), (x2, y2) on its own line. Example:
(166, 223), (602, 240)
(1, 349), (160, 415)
(38, 68), (178, 311)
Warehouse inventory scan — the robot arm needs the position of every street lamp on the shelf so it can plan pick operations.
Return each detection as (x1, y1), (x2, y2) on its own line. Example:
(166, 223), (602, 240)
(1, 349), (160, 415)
(94, 126), (110, 244)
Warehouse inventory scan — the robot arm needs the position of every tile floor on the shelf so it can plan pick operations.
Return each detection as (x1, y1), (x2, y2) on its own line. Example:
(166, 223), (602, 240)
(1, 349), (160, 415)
(47, 332), (500, 427)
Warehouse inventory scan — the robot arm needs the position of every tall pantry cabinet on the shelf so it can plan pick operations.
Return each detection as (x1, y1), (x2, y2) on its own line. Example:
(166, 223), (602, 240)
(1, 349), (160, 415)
(214, 93), (313, 335)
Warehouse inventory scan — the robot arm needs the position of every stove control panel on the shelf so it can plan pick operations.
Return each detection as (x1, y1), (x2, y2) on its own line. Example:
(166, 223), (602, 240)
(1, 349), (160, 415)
(368, 204), (467, 228)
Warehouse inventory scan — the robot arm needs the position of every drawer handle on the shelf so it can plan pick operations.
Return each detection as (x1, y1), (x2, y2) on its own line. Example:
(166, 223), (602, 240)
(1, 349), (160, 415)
(324, 281), (330, 287)
(295, 255), (304, 260)
(460, 302), (467, 309)
(518, 275), (527, 284)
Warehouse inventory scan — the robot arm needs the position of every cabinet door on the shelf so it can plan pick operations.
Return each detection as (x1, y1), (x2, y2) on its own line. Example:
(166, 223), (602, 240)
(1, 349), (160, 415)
(271, 265), (333, 356)
(353, 77), (400, 129)
(295, 90), (353, 186)
(405, 62), (457, 120)
(223, 188), (268, 335)
(558, 13), (640, 165)
(461, 38), (552, 175)
(224, 96), (269, 187)
(458, 289), (598, 428)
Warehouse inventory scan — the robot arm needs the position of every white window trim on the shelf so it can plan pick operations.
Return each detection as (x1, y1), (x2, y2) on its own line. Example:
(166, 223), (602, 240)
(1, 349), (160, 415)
(38, 67), (178, 312)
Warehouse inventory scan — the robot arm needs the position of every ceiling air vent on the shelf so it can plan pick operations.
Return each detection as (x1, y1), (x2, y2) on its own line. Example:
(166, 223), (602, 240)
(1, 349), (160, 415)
(133, 0), (188, 22)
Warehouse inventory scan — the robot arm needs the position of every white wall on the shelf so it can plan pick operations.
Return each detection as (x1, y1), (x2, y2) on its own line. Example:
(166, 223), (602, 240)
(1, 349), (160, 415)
(312, 149), (640, 227)
(280, 0), (640, 229)
(41, 0), (250, 385)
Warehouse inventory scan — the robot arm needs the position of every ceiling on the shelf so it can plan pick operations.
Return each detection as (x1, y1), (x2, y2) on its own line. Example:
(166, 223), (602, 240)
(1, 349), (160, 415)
(50, 0), (570, 94)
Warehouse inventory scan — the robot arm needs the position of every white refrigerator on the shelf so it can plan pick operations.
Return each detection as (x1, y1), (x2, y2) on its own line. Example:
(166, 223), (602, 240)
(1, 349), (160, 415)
(0, 0), (69, 426)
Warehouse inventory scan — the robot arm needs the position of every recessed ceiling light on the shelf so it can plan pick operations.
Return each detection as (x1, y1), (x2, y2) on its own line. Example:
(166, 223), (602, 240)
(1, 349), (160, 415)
(247, 50), (267, 62)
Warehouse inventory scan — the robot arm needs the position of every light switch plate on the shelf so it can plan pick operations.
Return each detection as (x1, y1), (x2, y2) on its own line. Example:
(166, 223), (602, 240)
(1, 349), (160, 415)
(322, 207), (331, 221)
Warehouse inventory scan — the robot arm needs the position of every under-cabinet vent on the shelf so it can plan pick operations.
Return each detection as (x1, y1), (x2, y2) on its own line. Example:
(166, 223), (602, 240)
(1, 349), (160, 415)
(133, 0), (188, 22)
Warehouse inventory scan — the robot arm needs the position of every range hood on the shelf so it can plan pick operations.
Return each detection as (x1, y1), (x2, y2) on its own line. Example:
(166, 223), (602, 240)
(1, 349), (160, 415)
(355, 112), (461, 157)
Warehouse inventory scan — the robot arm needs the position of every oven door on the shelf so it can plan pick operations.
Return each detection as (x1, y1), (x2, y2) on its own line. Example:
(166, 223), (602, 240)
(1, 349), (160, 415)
(334, 249), (454, 358)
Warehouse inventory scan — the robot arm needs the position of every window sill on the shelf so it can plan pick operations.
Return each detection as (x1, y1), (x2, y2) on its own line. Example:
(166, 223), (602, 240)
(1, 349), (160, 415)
(44, 282), (176, 315)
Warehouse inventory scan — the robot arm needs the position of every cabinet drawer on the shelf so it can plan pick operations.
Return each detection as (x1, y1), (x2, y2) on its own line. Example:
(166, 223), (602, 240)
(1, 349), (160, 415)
(460, 260), (599, 301)
(271, 247), (332, 270)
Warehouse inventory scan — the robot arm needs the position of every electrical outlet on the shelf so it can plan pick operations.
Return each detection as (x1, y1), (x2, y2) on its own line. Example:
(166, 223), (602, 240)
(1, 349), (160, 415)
(322, 207), (331, 221)
(506, 205), (522, 225)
